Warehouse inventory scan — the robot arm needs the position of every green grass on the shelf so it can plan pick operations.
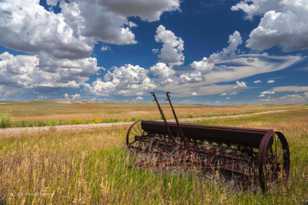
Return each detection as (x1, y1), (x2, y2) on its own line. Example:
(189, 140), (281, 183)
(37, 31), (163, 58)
(0, 108), (307, 204)
(0, 114), (11, 128)
(10, 118), (121, 128)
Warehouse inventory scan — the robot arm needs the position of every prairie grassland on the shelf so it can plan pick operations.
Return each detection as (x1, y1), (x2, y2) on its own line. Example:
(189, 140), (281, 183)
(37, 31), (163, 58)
(0, 107), (307, 204)
(0, 101), (300, 128)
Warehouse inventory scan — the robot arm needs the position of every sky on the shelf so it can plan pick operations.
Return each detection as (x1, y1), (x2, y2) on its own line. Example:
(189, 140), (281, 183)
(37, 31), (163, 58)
(0, 0), (308, 104)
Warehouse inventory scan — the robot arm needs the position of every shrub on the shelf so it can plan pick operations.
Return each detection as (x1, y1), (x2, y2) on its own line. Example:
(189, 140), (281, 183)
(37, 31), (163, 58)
(0, 114), (11, 128)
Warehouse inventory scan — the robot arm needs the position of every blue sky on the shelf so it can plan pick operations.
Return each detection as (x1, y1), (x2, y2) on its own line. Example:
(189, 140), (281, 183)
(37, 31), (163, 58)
(0, 0), (307, 104)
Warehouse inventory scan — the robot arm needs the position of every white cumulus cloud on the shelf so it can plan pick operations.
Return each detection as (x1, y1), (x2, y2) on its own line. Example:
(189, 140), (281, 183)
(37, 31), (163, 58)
(155, 25), (184, 67)
(0, 52), (39, 88)
(0, 0), (92, 59)
(0, 0), (180, 57)
(191, 57), (215, 72)
(190, 31), (242, 73)
(232, 0), (308, 51)
(150, 62), (175, 84)
(88, 28), (302, 99)
(184, 31), (300, 86)
(90, 64), (156, 96)
(56, 0), (180, 45)
(159, 31), (301, 97)
(0, 0), (181, 99)
(0, 52), (99, 92)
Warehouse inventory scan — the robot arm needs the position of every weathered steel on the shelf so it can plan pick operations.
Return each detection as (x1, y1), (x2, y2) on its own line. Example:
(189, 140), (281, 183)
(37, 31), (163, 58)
(141, 121), (270, 148)
(151, 92), (173, 139)
(126, 92), (290, 193)
(166, 92), (182, 137)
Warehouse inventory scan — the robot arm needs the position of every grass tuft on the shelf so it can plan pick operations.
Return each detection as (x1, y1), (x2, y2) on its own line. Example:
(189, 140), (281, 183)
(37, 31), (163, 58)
(0, 114), (11, 128)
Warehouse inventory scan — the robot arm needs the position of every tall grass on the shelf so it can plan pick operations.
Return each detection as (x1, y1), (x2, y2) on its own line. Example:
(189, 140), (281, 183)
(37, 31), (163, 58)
(0, 109), (307, 204)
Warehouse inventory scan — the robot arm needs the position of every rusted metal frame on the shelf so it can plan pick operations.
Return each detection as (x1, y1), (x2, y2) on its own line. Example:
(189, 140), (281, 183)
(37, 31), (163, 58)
(141, 120), (271, 135)
(150, 92), (174, 139)
(141, 120), (267, 148)
(165, 92), (185, 139)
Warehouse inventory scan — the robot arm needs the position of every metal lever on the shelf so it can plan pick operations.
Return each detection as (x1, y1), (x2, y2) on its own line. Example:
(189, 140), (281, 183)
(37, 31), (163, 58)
(166, 92), (184, 139)
(151, 92), (173, 138)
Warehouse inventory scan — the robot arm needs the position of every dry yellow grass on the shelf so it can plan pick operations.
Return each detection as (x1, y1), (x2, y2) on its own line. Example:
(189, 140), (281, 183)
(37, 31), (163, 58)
(0, 106), (307, 204)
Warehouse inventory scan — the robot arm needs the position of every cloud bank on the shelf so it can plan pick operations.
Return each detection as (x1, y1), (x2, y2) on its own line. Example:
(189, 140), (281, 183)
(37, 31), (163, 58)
(90, 28), (301, 98)
(232, 0), (308, 51)
(0, 0), (306, 102)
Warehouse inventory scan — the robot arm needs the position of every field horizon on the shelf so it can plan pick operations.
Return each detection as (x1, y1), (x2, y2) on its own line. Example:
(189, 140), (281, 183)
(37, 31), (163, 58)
(0, 101), (303, 128)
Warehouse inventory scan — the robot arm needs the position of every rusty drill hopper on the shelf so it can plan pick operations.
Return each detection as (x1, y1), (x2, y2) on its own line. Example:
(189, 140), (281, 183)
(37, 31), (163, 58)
(126, 92), (290, 192)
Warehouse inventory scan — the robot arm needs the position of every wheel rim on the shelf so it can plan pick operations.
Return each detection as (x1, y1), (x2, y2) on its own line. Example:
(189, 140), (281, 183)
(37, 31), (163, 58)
(126, 120), (144, 149)
(259, 131), (290, 192)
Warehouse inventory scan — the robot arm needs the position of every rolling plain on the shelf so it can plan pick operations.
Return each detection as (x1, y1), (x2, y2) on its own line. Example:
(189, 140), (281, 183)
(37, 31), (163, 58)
(0, 102), (307, 204)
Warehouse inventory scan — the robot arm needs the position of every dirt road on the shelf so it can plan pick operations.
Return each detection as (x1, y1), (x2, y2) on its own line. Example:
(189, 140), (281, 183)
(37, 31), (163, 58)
(0, 110), (288, 137)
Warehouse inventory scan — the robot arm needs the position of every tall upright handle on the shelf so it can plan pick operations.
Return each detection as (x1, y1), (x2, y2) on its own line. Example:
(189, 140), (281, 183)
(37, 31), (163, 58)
(166, 92), (180, 128)
(151, 92), (173, 138)
(166, 92), (184, 138)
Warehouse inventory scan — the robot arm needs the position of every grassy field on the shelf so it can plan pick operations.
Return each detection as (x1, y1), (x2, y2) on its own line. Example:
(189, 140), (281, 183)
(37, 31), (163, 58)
(0, 105), (307, 204)
(0, 101), (300, 128)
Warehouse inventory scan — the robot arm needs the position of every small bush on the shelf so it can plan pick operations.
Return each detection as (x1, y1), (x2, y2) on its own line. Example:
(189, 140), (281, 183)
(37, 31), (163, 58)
(0, 114), (11, 128)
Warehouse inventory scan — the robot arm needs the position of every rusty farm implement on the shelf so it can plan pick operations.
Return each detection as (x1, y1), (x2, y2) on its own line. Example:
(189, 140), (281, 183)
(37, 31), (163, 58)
(126, 92), (290, 192)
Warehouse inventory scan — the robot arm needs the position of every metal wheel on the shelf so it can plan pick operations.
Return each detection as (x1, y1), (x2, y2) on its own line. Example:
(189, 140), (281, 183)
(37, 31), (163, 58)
(259, 131), (290, 192)
(126, 120), (145, 149)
